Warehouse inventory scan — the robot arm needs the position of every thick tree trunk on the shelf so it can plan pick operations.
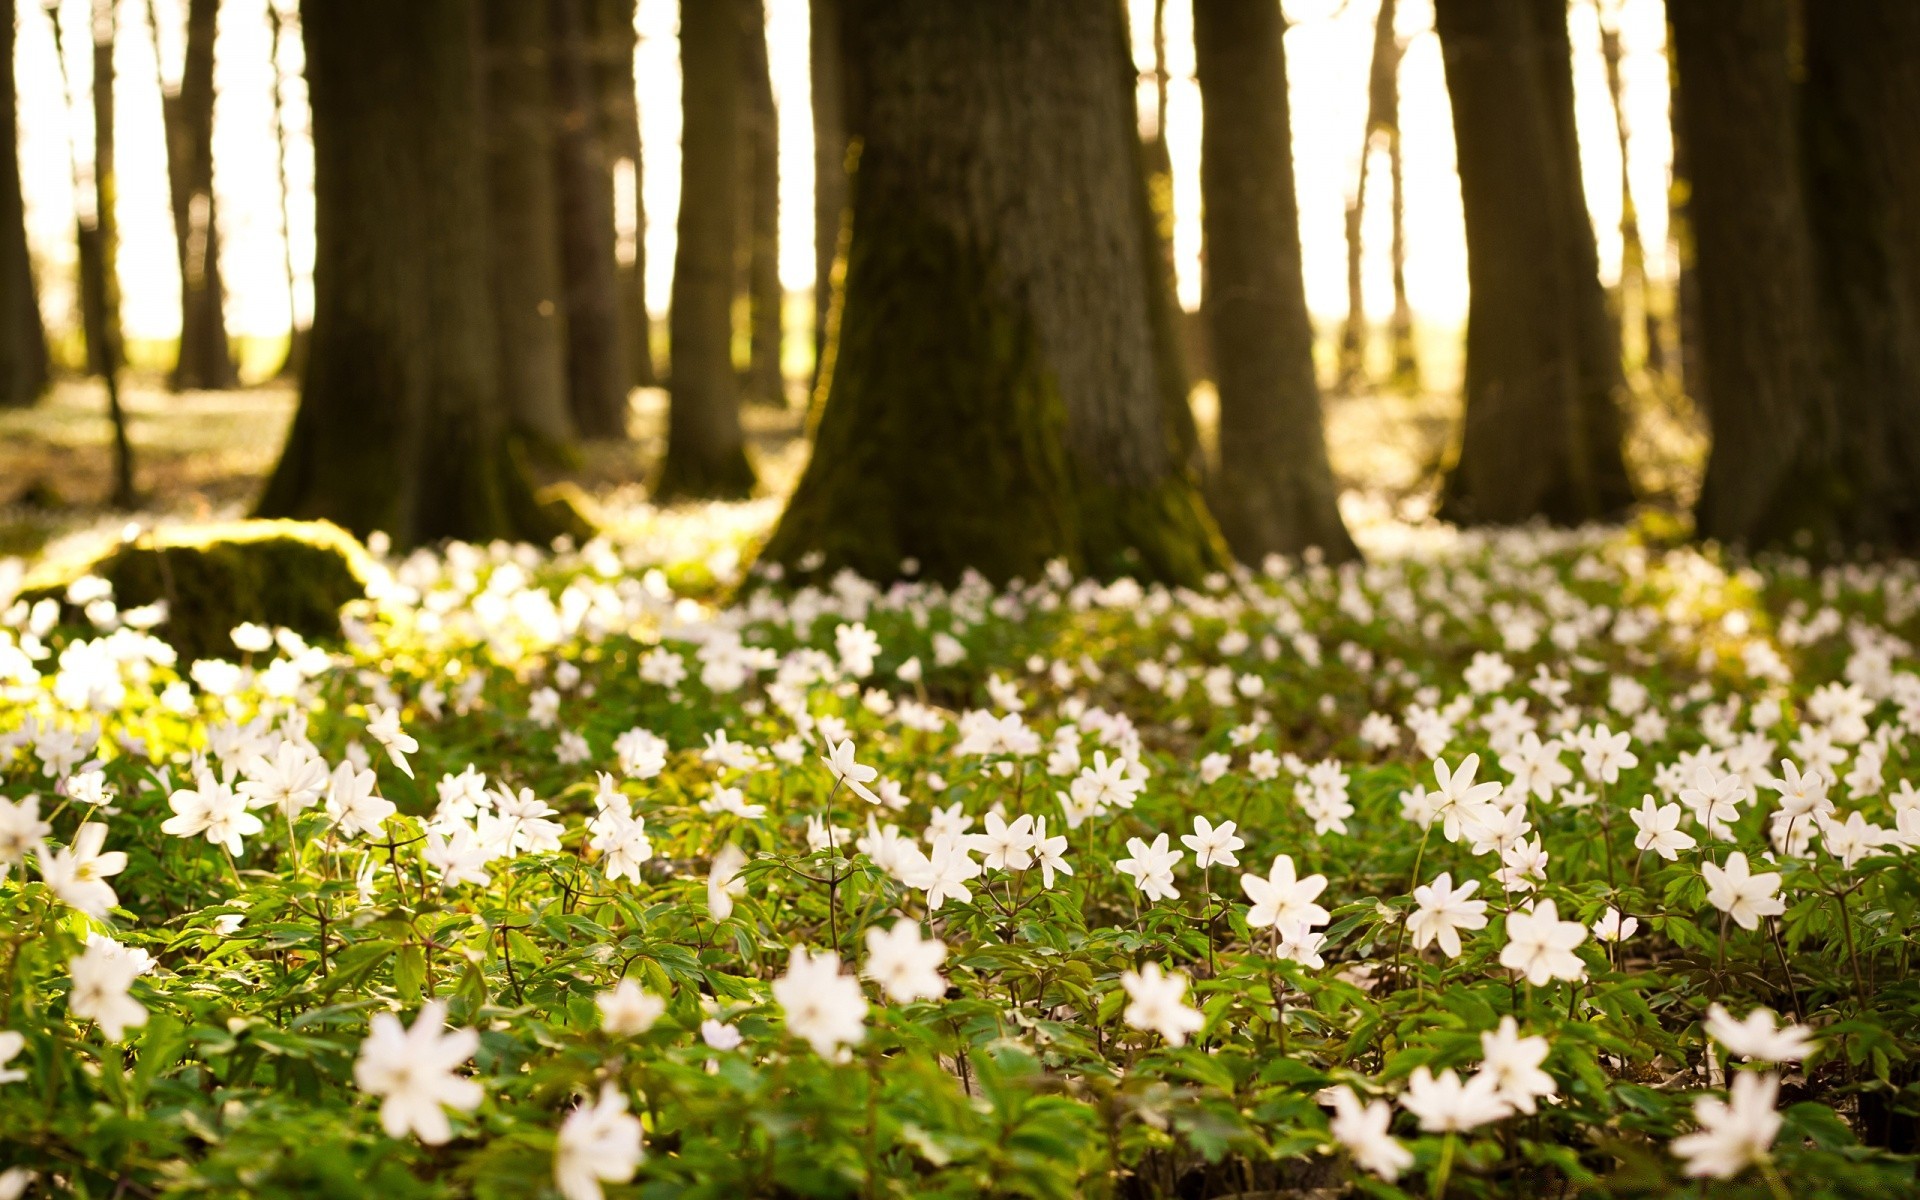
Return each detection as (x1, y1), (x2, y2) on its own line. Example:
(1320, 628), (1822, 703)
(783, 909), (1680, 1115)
(156, 0), (236, 390)
(657, 0), (754, 499)
(480, 0), (575, 450)
(1434, 0), (1633, 525)
(1193, 0), (1354, 564)
(0, 0), (47, 408)
(1801, 0), (1920, 548)
(761, 0), (1225, 585)
(258, 0), (562, 548)
(739, 0), (782, 407)
(550, 0), (630, 438)
(1669, 0), (1834, 547)
(591, 0), (653, 389)
(809, 0), (846, 394)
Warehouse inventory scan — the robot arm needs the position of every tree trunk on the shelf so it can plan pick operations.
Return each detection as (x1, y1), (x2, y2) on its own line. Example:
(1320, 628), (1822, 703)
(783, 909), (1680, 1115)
(88, 0), (136, 504)
(550, 0), (630, 438)
(480, 0), (575, 451)
(657, 0), (755, 499)
(155, 0), (236, 390)
(761, 0), (1225, 585)
(1193, 0), (1354, 564)
(591, 0), (653, 389)
(258, 0), (563, 548)
(1801, 0), (1920, 548)
(809, 0), (846, 395)
(265, 0), (307, 381)
(1668, 0), (1835, 548)
(1597, 2), (1660, 379)
(739, 0), (782, 407)
(1434, 0), (1633, 525)
(0, 0), (47, 408)
(1337, 0), (1402, 393)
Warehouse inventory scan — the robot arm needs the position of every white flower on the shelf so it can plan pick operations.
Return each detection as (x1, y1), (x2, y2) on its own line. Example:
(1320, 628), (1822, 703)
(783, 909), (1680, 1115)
(1480, 1017), (1556, 1114)
(596, 978), (667, 1036)
(820, 737), (881, 805)
(1240, 854), (1329, 931)
(1704, 1004), (1816, 1063)
(773, 946), (868, 1058)
(68, 937), (148, 1041)
(1672, 1072), (1782, 1179)
(37, 822), (126, 919)
(700, 1019), (743, 1050)
(1407, 872), (1488, 958)
(1119, 962), (1204, 1046)
(1630, 796), (1696, 861)
(1578, 724), (1638, 783)
(966, 811), (1037, 871)
(1701, 852), (1785, 931)
(1180, 815), (1245, 870)
(1499, 900), (1589, 985)
(365, 706), (419, 779)
(554, 1084), (644, 1200)
(0, 1167), (32, 1200)
(325, 760), (394, 838)
(1592, 907), (1639, 943)
(0, 795), (51, 880)
(1327, 1086), (1411, 1180)
(1116, 833), (1183, 902)
(162, 775), (264, 856)
(1031, 816), (1072, 889)
(862, 920), (947, 1004)
(0, 1030), (26, 1084)
(423, 823), (493, 889)
(613, 727), (668, 779)
(1399, 1066), (1511, 1132)
(909, 835), (982, 910)
(353, 1000), (482, 1144)
(238, 740), (329, 817)
(708, 843), (749, 921)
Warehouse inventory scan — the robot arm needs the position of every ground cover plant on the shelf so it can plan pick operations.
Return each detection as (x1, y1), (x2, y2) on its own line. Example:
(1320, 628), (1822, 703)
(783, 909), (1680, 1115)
(4, 517), (1920, 1198)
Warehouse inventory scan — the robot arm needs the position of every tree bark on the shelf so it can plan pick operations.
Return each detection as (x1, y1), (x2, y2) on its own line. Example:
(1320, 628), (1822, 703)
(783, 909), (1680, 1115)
(1336, 0), (1403, 393)
(739, 0), (782, 407)
(88, 0), (135, 504)
(258, 0), (563, 548)
(480, 0), (575, 450)
(761, 0), (1225, 585)
(809, 0), (846, 394)
(1801, 0), (1920, 548)
(1434, 0), (1633, 525)
(1193, 0), (1354, 564)
(591, 0), (653, 389)
(550, 0), (630, 438)
(264, 0), (307, 380)
(657, 0), (755, 499)
(0, 0), (47, 408)
(154, 0), (236, 390)
(1669, 0), (1835, 548)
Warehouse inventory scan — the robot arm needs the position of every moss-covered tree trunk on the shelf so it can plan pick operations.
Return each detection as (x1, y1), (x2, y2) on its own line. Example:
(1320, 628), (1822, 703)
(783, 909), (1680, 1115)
(1434, 0), (1633, 525)
(808, 0), (845, 394)
(1802, 0), (1920, 548)
(480, 0), (575, 451)
(550, 0), (630, 439)
(760, 0), (1225, 586)
(657, 0), (755, 499)
(1193, 0), (1354, 564)
(738, 0), (781, 408)
(591, 0), (654, 389)
(156, 0), (236, 391)
(257, 0), (561, 548)
(1669, 0), (1836, 548)
(0, 0), (47, 409)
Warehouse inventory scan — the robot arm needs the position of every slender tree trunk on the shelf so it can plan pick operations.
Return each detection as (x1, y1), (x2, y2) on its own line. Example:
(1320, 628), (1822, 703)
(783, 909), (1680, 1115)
(1337, 0), (1402, 393)
(1434, 0), (1632, 525)
(1596, 0), (1660, 378)
(809, 0), (845, 395)
(1668, 43), (1701, 409)
(153, 0), (235, 390)
(0, 0), (47, 408)
(762, 0), (1225, 585)
(77, 0), (136, 503)
(591, 0), (653, 389)
(1193, 0), (1354, 564)
(264, 0), (306, 381)
(258, 0), (563, 547)
(657, 0), (754, 499)
(1668, 0), (1834, 548)
(739, 0), (782, 407)
(550, 0), (630, 438)
(1801, 0), (1920, 548)
(1386, 112), (1416, 390)
(481, 0), (575, 450)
